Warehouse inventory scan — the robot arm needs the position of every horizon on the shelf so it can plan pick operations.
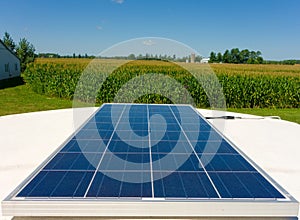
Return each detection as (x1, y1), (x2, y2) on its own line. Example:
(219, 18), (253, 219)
(1, 0), (299, 60)
(36, 52), (300, 62)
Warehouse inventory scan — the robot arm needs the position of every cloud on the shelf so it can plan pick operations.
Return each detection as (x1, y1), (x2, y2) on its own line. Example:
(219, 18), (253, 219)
(112, 0), (124, 4)
(96, 25), (103, 30)
(142, 40), (155, 46)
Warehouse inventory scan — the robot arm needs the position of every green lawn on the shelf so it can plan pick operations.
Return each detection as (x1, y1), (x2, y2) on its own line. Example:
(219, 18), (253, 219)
(227, 108), (300, 124)
(0, 84), (299, 124)
(0, 85), (73, 116)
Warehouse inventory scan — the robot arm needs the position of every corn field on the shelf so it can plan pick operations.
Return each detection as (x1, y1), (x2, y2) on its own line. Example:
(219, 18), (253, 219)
(23, 59), (300, 108)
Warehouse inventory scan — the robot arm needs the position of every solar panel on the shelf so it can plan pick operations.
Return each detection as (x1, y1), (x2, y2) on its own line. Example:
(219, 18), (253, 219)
(2, 104), (298, 217)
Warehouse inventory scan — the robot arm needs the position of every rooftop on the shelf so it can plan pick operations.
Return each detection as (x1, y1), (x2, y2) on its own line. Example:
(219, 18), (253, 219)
(0, 107), (299, 219)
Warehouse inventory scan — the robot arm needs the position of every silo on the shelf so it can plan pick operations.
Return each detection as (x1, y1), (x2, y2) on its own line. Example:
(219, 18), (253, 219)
(190, 53), (195, 63)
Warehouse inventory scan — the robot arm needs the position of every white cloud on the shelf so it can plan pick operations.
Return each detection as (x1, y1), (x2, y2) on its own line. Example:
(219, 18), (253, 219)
(112, 0), (124, 4)
(96, 25), (103, 30)
(142, 40), (155, 46)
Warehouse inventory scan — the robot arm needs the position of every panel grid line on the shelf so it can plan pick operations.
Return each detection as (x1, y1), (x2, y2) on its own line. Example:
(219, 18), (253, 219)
(83, 105), (126, 198)
(168, 105), (222, 198)
(147, 105), (155, 198)
(118, 150), (130, 198)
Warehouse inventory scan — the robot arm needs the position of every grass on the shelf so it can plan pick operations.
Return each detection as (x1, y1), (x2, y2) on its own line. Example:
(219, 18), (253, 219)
(0, 84), (299, 124)
(0, 85), (73, 116)
(227, 108), (300, 124)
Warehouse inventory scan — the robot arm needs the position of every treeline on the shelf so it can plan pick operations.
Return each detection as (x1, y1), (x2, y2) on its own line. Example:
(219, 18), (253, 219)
(99, 53), (202, 62)
(37, 53), (203, 62)
(265, 60), (300, 65)
(38, 53), (96, 59)
(209, 48), (264, 64)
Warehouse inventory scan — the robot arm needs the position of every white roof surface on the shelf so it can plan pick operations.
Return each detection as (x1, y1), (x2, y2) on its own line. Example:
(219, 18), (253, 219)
(0, 107), (299, 219)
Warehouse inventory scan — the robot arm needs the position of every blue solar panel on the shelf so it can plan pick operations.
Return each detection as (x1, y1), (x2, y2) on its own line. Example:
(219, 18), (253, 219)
(14, 104), (286, 200)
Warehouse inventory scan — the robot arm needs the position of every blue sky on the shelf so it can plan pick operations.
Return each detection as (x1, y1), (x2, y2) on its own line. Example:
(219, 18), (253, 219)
(1, 0), (299, 60)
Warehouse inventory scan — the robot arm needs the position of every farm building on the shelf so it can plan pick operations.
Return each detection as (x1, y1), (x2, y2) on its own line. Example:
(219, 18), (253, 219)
(0, 39), (20, 80)
(200, 57), (210, 63)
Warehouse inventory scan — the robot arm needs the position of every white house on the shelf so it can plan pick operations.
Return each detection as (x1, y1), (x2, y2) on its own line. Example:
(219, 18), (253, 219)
(200, 57), (210, 63)
(0, 39), (20, 80)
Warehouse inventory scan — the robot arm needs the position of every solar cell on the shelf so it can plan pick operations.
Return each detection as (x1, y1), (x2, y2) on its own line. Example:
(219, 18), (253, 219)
(2, 103), (298, 217)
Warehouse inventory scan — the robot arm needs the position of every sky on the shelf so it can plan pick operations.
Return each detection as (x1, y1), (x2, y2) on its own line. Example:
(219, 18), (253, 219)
(0, 0), (299, 60)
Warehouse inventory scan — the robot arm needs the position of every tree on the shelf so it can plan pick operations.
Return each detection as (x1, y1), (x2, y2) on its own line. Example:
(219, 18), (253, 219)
(137, 54), (143, 59)
(256, 51), (262, 57)
(195, 55), (202, 62)
(240, 49), (250, 63)
(209, 52), (217, 63)
(247, 50), (263, 64)
(255, 51), (263, 64)
(127, 53), (136, 60)
(2, 32), (36, 72)
(209, 48), (264, 64)
(222, 50), (231, 63)
(230, 48), (240, 63)
(216, 52), (223, 63)
(256, 56), (264, 64)
(2, 32), (16, 51)
(249, 51), (256, 61)
(16, 38), (36, 72)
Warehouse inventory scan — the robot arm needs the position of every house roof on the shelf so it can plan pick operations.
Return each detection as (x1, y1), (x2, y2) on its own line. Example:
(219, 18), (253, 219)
(0, 39), (20, 61)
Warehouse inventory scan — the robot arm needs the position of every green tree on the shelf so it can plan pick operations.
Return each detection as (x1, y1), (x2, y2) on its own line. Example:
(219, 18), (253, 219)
(230, 48), (240, 63)
(246, 50), (263, 64)
(240, 49), (250, 63)
(16, 38), (36, 72)
(127, 53), (136, 60)
(209, 52), (217, 63)
(256, 56), (264, 64)
(249, 51), (257, 61)
(216, 52), (223, 63)
(255, 51), (263, 64)
(256, 51), (262, 57)
(2, 32), (16, 51)
(247, 58), (254, 64)
(195, 55), (202, 62)
(222, 50), (231, 63)
(213, 48), (264, 64)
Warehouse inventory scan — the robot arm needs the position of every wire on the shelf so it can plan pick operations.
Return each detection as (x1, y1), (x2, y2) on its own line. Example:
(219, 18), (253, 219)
(205, 116), (281, 120)
(205, 116), (239, 120)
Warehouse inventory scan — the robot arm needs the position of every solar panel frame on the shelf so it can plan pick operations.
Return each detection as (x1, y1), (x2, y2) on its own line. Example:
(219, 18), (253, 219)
(2, 103), (298, 217)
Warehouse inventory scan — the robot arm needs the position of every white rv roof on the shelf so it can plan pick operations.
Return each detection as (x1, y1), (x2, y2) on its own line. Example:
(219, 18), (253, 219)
(0, 108), (299, 219)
